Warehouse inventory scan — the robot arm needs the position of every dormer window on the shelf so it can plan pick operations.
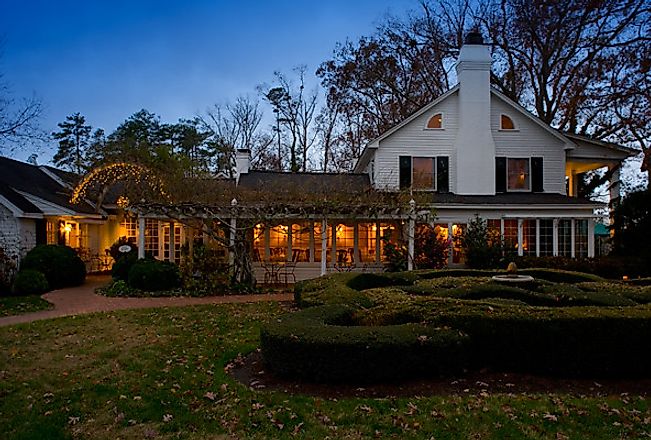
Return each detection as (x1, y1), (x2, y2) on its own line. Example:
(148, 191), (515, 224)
(426, 113), (443, 129)
(500, 114), (516, 130)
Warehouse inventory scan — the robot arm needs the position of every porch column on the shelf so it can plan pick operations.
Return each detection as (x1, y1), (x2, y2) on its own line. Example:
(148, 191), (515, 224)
(588, 219), (595, 258)
(320, 218), (327, 276)
(552, 218), (559, 257)
(229, 198), (237, 269)
(168, 221), (175, 262)
(570, 170), (579, 197)
(570, 219), (576, 258)
(407, 199), (415, 271)
(517, 219), (523, 257)
(229, 218), (236, 268)
(137, 216), (145, 259)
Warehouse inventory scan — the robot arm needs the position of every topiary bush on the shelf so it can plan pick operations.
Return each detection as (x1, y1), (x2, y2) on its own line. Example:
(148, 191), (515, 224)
(20, 245), (86, 289)
(12, 269), (49, 295)
(127, 259), (181, 291)
(261, 304), (470, 383)
(111, 253), (138, 281)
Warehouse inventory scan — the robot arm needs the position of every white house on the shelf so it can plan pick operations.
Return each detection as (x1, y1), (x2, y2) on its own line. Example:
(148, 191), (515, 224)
(350, 32), (633, 264)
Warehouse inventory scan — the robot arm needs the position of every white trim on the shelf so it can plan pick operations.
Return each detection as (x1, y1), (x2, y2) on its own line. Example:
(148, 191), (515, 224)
(0, 194), (42, 218)
(39, 166), (73, 189)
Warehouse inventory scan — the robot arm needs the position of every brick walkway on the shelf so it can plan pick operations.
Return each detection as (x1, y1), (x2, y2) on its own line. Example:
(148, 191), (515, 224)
(0, 275), (294, 327)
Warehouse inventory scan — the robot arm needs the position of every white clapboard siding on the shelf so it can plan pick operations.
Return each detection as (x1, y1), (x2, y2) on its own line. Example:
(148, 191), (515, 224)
(491, 95), (567, 194)
(374, 92), (459, 191)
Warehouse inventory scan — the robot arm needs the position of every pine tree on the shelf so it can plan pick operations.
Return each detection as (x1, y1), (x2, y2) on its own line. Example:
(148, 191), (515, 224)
(52, 113), (92, 174)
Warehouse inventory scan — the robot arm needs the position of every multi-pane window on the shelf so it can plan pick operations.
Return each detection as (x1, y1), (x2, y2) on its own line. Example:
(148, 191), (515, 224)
(291, 223), (312, 262)
(145, 219), (159, 258)
(412, 158), (435, 189)
(399, 156), (449, 191)
(335, 224), (355, 263)
(269, 224), (288, 262)
(120, 216), (138, 244)
(539, 219), (554, 256)
(576, 219), (588, 258)
(503, 219), (518, 251)
(358, 223), (376, 263)
(522, 220), (537, 256)
(558, 219), (572, 257)
(507, 158), (530, 191)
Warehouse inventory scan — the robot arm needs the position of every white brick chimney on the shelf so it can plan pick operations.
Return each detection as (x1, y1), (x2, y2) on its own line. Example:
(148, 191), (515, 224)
(235, 149), (250, 182)
(453, 31), (496, 195)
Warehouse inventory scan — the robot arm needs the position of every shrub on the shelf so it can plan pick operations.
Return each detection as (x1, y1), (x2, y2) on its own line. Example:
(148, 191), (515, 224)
(461, 215), (509, 269)
(111, 254), (138, 281)
(261, 304), (470, 383)
(108, 236), (138, 261)
(12, 269), (49, 295)
(294, 273), (373, 308)
(345, 272), (417, 291)
(127, 259), (181, 291)
(381, 238), (407, 272)
(414, 225), (450, 269)
(517, 268), (603, 284)
(612, 189), (651, 258)
(102, 280), (135, 297)
(180, 243), (229, 293)
(21, 245), (86, 289)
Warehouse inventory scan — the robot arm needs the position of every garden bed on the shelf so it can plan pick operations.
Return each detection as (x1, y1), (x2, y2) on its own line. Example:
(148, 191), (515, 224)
(262, 268), (651, 383)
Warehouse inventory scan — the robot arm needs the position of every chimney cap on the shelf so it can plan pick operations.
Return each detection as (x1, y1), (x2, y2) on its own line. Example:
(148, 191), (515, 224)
(236, 148), (250, 154)
(464, 31), (484, 45)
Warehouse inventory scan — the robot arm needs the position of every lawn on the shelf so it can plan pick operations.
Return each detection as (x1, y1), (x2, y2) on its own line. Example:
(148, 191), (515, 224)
(1, 302), (650, 439)
(0, 294), (52, 317)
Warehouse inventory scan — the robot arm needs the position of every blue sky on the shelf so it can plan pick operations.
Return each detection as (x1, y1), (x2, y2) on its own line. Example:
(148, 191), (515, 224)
(1, 0), (415, 162)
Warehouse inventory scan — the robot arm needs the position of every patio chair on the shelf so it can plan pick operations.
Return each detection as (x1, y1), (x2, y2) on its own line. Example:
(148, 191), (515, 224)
(279, 262), (297, 285)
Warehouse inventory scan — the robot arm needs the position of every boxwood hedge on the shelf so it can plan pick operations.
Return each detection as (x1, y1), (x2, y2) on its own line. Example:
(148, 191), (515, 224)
(261, 304), (469, 383)
(264, 268), (651, 382)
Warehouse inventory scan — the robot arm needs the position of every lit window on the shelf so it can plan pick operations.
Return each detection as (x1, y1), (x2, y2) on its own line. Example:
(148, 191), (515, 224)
(507, 158), (530, 191)
(501, 114), (515, 130)
(412, 157), (435, 189)
(426, 113), (443, 129)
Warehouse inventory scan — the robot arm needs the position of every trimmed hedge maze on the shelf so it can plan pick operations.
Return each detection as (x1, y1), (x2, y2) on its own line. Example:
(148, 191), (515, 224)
(261, 269), (651, 383)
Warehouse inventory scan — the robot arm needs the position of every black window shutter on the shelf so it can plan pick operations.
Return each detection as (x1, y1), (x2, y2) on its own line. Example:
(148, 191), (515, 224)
(399, 156), (411, 190)
(436, 156), (449, 193)
(495, 157), (506, 193)
(531, 157), (544, 192)
(35, 219), (47, 245)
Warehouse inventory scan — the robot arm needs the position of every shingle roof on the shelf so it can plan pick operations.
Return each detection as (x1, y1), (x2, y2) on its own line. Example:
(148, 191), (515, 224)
(237, 170), (372, 193)
(0, 156), (97, 214)
(0, 181), (41, 213)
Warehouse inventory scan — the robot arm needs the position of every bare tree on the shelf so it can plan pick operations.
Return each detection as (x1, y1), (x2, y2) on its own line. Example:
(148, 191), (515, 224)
(0, 45), (43, 150)
(262, 66), (319, 172)
(200, 96), (273, 176)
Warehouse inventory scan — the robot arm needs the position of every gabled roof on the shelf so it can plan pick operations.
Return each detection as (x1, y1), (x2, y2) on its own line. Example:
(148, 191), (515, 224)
(354, 86), (460, 172)
(0, 156), (98, 216)
(354, 85), (580, 172)
(564, 133), (638, 158)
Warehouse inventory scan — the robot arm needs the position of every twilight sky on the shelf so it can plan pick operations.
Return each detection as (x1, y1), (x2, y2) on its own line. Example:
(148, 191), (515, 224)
(1, 0), (414, 163)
